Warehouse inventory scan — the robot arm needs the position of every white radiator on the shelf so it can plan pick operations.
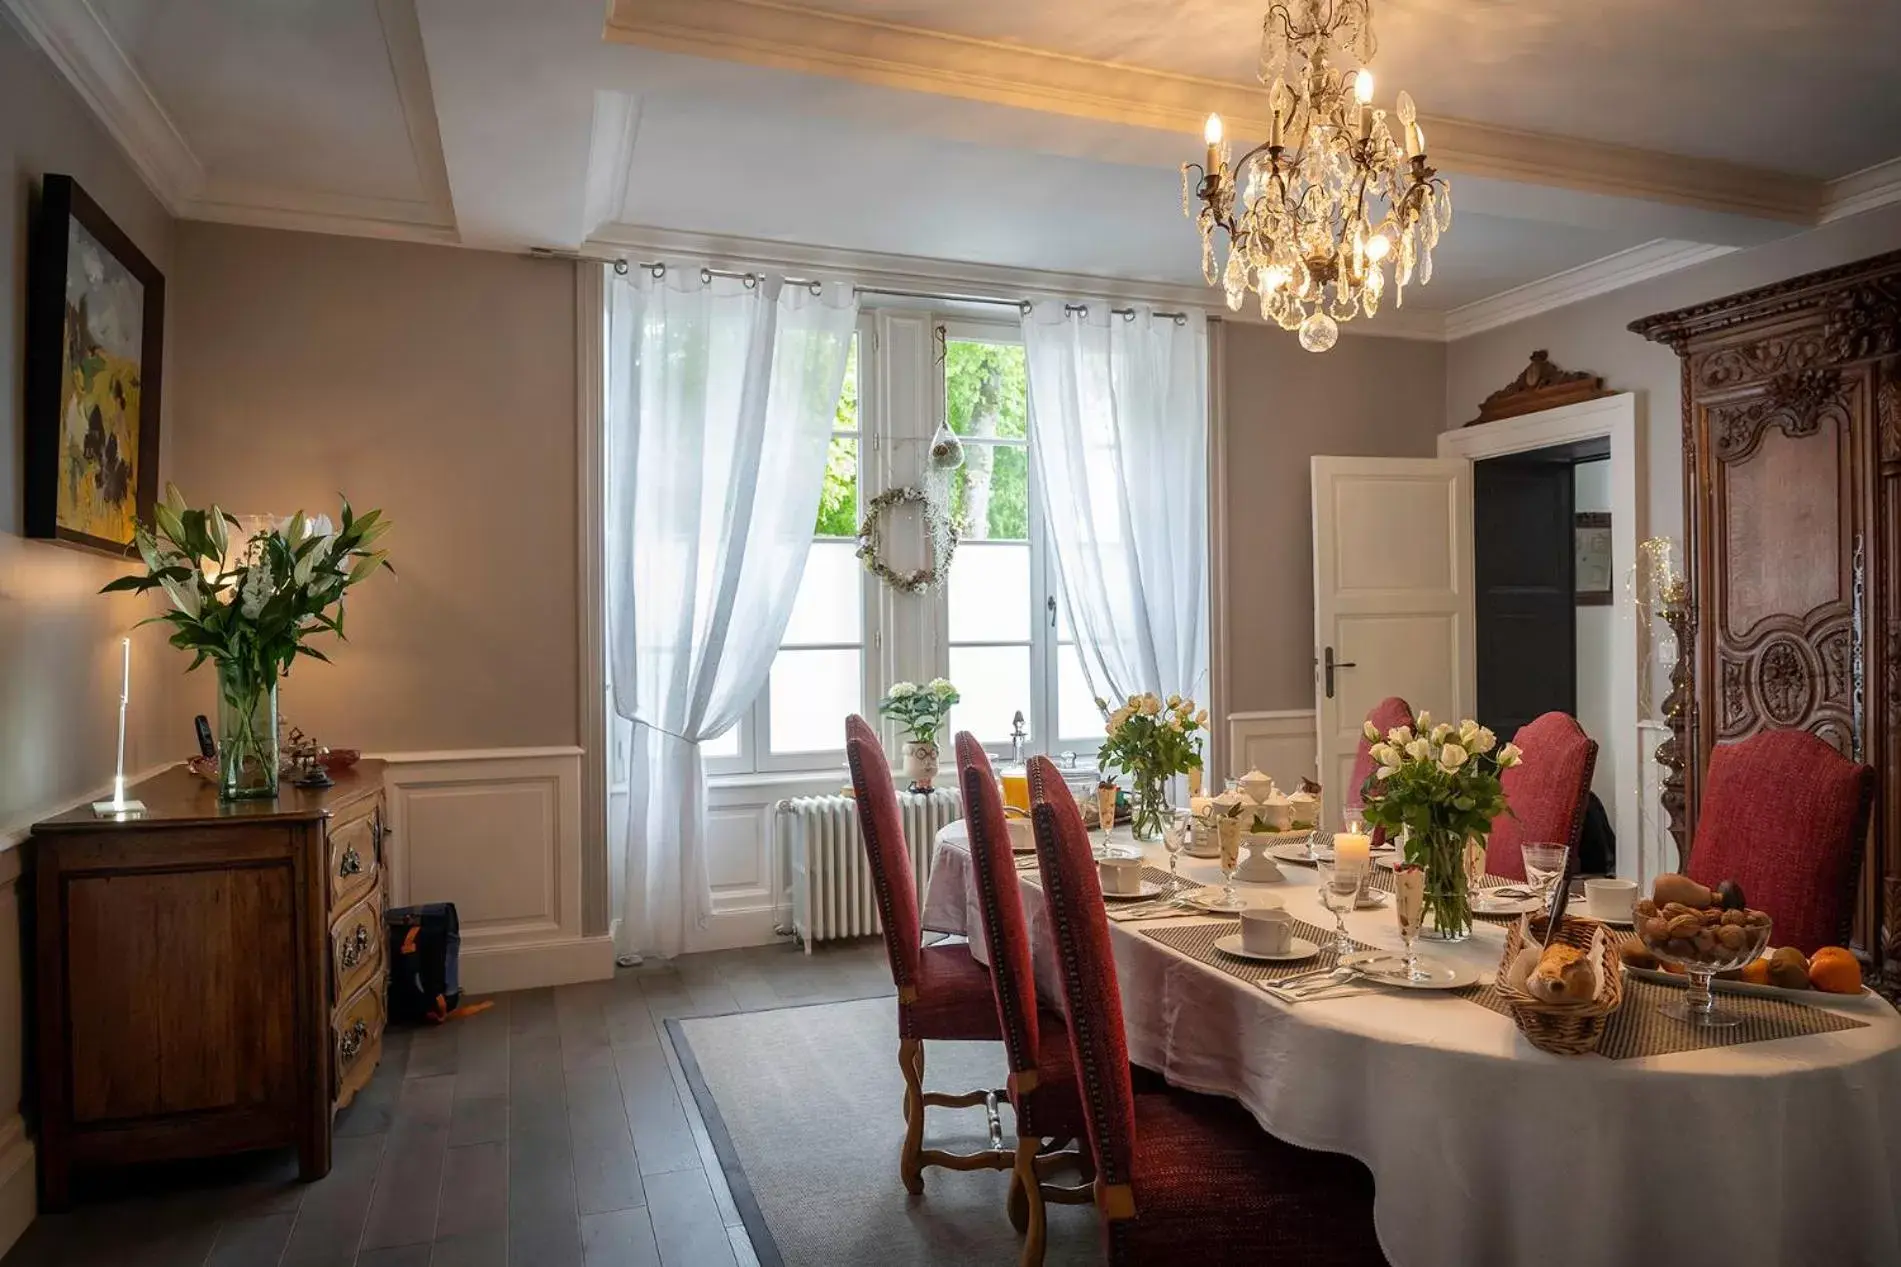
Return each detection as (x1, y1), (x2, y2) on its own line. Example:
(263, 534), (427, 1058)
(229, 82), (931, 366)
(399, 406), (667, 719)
(780, 789), (963, 951)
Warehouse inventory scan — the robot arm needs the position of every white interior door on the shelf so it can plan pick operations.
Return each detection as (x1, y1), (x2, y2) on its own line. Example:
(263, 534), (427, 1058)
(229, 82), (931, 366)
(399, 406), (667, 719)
(1311, 457), (1474, 817)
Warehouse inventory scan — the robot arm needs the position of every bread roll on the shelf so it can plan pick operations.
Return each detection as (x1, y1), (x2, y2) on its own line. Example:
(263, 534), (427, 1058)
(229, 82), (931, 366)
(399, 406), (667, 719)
(1526, 942), (1597, 1004)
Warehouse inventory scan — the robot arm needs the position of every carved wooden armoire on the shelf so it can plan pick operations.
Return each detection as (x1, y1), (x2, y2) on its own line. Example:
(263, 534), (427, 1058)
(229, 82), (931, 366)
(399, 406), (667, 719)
(1632, 248), (1901, 987)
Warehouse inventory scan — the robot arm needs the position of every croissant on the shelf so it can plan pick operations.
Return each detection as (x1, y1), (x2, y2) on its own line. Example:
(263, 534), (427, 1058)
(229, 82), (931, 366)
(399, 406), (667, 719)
(1526, 943), (1596, 1004)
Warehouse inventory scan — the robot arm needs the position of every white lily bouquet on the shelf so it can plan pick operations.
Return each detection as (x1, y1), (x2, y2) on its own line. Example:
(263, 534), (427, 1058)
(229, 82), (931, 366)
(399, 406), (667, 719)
(1357, 710), (1520, 940)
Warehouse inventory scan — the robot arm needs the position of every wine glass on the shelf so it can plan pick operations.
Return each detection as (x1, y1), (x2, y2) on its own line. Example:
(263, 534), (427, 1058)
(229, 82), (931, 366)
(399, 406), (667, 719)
(1521, 843), (1568, 907)
(1161, 809), (1191, 886)
(1201, 815), (1248, 913)
(1391, 863), (1428, 981)
(1314, 857), (1365, 959)
(1093, 784), (1118, 862)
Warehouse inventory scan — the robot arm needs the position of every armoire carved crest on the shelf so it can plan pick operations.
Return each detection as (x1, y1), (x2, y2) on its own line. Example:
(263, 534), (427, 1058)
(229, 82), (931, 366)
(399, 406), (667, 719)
(1633, 247), (1901, 990)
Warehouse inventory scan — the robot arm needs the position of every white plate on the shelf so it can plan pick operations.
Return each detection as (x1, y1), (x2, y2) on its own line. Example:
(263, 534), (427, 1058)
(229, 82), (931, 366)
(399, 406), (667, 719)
(1354, 888), (1391, 910)
(1215, 933), (1318, 963)
(1622, 962), (1873, 1004)
(1100, 881), (1168, 901)
(1577, 912), (1633, 928)
(1474, 892), (1545, 916)
(1095, 843), (1145, 862)
(1351, 954), (1480, 990)
(1182, 888), (1279, 914)
(1267, 841), (1323, 865)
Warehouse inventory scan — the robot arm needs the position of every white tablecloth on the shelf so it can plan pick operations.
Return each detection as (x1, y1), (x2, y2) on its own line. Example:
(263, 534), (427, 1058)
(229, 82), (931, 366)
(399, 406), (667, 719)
(921, 821), (1901, 1267)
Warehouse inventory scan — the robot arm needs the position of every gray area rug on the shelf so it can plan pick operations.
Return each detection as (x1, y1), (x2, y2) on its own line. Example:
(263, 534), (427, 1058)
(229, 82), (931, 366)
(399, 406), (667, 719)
(670, 997), (1102, 1267)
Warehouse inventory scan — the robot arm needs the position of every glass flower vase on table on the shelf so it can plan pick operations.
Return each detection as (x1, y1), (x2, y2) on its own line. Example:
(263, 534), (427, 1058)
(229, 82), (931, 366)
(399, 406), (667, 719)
(875, 679), (959, 792)
(1356, 709), (1520, 941)
(1096, 691), (1207, 842)
(99, 485), (396, 801)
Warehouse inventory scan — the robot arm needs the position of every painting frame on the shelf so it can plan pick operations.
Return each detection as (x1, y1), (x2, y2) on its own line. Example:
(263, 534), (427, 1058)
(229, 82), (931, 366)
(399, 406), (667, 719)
(1575, 510), (1613, 606)
(23, 173), (165, 556)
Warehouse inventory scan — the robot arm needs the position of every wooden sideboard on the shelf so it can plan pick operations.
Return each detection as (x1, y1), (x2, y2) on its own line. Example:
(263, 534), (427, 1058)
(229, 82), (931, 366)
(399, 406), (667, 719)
(1633, 248), (1901, 988)
(27, 761), (388, 1207)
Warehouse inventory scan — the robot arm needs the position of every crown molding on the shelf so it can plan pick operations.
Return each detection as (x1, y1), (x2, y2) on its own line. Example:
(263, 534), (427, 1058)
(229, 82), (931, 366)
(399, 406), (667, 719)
(5, 0), (205, 212)
(603, 0), (1823, 224)
(588, 220), (1450, 340)
(1442, 239), (1737, 341)
(1821, 155), (1901, 223)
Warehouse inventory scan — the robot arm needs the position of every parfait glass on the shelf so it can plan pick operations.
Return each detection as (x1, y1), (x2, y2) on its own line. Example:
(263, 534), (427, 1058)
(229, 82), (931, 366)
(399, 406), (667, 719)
(1391, 863), (1429, 982)
(1202, 815), (1248, 913)
(1093, 784), (1118, 862)
(1315, 857), (1365, 959)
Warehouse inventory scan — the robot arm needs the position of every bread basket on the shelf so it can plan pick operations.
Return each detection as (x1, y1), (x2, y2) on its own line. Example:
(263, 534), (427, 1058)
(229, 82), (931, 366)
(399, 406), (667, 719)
(1494, 915), (1623, 1056)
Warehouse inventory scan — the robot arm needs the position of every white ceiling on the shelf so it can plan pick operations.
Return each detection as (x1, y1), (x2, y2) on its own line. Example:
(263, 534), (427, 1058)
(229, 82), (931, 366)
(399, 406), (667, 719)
(10, 0), (1901, 338)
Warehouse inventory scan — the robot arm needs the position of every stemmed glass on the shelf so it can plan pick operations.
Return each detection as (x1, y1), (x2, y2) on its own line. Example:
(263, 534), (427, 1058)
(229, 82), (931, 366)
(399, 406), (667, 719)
(1201, 814), (1248, 913)
(1521, 843), (1569, 908)
(1094, 784), (1118, 862)
(1391, 863), (1428, 982)
(1314, 857), (1365, 959)
(1161, 809), (1191, 885)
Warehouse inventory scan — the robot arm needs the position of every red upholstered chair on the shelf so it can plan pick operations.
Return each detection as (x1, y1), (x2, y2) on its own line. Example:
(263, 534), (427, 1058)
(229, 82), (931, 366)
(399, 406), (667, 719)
(1354, 697), (1414, 848)
(1686, 730), (1875, 954)
(844, 715), (1010, 1193)
(954, 734), (1092, 1266)
(1026, 755), (1387, 1266)
(1485, 712), (1599, 882)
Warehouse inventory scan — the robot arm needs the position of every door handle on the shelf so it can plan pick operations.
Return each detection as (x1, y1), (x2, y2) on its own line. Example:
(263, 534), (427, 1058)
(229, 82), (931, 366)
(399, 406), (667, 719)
(1324, 647), (1356, 699)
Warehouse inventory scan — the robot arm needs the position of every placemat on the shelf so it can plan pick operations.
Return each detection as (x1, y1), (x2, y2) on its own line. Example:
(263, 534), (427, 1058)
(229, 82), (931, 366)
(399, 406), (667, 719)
(1140, 918), (1373, 983)
(1455, 973), (1870, 1060)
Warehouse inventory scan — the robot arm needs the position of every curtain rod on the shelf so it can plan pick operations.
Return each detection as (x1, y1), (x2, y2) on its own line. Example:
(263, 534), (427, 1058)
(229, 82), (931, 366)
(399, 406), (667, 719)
(535, 248), (1191, 325)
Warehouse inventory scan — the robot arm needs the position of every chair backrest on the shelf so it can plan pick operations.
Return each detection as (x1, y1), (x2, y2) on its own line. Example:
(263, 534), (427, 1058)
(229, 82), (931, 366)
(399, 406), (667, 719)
(1485, 712), (1599, 881)
(954, 733), (1040, 1077)
(1686, 729), (1875, 954)
(844, 714), (922, 992)
(1028, 755), (1136, 1190)
(1353, 696), (1414, 848)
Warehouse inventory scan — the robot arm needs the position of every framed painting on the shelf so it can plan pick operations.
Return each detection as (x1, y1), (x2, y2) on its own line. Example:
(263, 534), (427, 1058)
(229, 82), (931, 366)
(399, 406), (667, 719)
(1575, 510), (1612, 606)
(23, 174), (164, 555)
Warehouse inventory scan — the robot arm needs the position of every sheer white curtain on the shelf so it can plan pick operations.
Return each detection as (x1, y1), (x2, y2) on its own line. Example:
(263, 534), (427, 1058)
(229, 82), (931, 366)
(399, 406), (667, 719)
(605, 267), (858, 961)
(1022, 302), (1208, 707)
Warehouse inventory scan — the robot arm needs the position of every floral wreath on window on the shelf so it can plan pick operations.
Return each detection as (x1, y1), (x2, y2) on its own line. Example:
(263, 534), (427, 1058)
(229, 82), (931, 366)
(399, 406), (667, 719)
(856, 485), (959, 593)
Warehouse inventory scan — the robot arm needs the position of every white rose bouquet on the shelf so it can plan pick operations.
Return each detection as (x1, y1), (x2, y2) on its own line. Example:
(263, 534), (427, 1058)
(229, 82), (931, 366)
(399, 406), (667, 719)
(1357, 710), (1519, 940)
(1097, 693), (1207, 840)
(877, 678), (959, 746)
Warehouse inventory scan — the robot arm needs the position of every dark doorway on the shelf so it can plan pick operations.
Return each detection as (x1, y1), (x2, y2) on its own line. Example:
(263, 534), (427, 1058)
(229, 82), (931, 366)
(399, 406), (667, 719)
(1473, 438), (1607, 742)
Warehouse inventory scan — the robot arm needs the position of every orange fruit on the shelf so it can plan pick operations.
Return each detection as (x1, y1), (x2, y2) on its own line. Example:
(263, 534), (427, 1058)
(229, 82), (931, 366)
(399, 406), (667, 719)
(1808, 947), (1862, 994)
(1739, 958), (1772, 986)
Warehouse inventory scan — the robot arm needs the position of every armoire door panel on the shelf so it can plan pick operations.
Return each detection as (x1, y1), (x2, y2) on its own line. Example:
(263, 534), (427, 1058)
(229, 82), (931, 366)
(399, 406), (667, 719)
(1717, 415), (1850, 636)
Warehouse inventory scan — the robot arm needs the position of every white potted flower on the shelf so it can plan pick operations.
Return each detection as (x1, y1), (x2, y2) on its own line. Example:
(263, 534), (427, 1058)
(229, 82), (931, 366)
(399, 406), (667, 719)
(877, 678), (959, 791)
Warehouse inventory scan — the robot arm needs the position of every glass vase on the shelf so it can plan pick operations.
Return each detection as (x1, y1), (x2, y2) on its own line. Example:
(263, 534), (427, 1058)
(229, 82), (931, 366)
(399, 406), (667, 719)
(1129, 770), (1171, 842)
(1419, 825), (1474, 941)
(217, 660), (280, 801)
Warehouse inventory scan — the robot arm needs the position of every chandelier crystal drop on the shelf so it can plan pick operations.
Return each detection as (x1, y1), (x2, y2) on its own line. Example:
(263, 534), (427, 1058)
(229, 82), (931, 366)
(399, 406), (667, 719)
(1182, 0), (1451, 350)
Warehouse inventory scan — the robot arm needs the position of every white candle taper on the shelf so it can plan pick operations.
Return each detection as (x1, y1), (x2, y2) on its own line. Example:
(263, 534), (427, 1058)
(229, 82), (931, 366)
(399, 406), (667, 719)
(93, 636), (145, 817)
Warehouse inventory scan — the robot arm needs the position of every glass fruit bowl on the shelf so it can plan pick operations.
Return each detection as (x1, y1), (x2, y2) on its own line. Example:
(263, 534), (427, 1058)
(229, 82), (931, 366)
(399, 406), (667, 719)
(1635, 903), (1773, 1028)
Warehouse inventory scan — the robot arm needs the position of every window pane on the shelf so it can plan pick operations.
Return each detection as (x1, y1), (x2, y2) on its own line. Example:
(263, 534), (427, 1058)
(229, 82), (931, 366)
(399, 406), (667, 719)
(951, 442), (1030, 541)
(781, 541), (861, 646)
(945, 340), (1026, 440)
(948, 542), (1030, 643)
(814, 434), (858, 537)
(947, 645), (1033, 744)
(702, 722), (741, 759)
(769, 649), (862, 753)
(834, 335), (859, 432)
(1057, 643), (1106, 742)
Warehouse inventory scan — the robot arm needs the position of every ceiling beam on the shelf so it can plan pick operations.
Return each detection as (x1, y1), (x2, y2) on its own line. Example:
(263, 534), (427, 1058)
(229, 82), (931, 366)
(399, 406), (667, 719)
(604, 0), (1826, 226)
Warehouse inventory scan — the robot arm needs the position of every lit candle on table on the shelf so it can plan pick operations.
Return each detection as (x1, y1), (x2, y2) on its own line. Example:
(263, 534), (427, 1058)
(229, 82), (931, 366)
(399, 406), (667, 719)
(1335, 826), (1371, 874)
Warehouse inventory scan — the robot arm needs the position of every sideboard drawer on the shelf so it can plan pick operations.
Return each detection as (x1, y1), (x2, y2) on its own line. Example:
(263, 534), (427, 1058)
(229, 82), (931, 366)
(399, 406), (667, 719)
(330, 889), (384, 1004)
(334, 977), (386, 1108)
(327, 806), (379, 910)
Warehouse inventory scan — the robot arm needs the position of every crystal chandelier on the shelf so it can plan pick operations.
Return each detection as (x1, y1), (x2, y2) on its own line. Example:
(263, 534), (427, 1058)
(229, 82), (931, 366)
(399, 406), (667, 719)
(1182, 0), (1451, 352)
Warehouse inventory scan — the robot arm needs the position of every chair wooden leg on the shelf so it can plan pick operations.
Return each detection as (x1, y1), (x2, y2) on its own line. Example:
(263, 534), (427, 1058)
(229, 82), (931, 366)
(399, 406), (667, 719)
(1011, 1138), (1047, 1265)
(898, 1038), (926, 1194)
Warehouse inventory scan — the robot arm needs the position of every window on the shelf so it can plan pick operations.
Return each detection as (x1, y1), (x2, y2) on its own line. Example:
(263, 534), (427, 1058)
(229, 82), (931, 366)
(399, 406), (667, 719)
(705, 315), (1099, 777)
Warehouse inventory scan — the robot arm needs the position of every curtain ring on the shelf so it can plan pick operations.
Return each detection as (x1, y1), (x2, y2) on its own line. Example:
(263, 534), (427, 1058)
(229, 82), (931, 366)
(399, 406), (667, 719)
(612, 258), (629, 276)
(743, 273), (759, 290)
(1175, 313), (1188, 326)
(808, 280), (822, 297)
(1018, 300), (1032, 316)
(649, 262), (666, 280)
(1122, 309), (1136, 323)
(1066, 303), (1088, 319)
(700, 266), (713, 285)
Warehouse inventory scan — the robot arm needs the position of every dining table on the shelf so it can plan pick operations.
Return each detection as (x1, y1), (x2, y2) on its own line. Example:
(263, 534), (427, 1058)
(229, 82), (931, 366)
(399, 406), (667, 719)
(920, 820), (1901, 1267)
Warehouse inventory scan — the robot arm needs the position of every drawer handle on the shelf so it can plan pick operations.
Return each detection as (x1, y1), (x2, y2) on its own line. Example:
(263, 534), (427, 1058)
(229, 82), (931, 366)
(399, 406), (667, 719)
(340, 1019), (369, 1063)
(341, 924), (372, 969)
(338, 846), (363, 878)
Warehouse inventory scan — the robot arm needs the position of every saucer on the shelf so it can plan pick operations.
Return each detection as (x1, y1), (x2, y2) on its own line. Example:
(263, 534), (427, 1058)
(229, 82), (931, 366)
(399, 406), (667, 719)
(1475, 892), (1544, 915)
(1267, 841), (1323, 865)
(1100, 881), (1167, 901)
(1214, 934), (1318, 963)
(1354, 888), (1391, 910)
(1095, 843), (1145, 862)
(1580, 912), (1634, 928)
(1182, 888), (1275, 914)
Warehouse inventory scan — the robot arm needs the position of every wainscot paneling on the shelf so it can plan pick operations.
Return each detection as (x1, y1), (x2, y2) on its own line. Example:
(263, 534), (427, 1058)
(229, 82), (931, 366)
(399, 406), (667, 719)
(698, 773), (842, 953)
(379, 747), (614, 992)
(1225, 710), (1320, 786)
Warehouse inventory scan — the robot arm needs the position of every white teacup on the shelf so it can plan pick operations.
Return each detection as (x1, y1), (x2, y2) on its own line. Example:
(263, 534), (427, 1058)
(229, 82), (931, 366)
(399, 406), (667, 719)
(1098, 857), (1144, 896)
(1584, 877), (1638, 922)
(1240, 905), (1295, 955)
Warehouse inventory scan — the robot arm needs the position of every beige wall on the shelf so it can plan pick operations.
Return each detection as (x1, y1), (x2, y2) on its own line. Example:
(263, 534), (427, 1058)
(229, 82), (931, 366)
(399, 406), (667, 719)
(1220, 319), (1448, 713)
(1444, 203), (1901, 547)
(165, 223), (581, 752)
(0, 12), (179, 1256)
